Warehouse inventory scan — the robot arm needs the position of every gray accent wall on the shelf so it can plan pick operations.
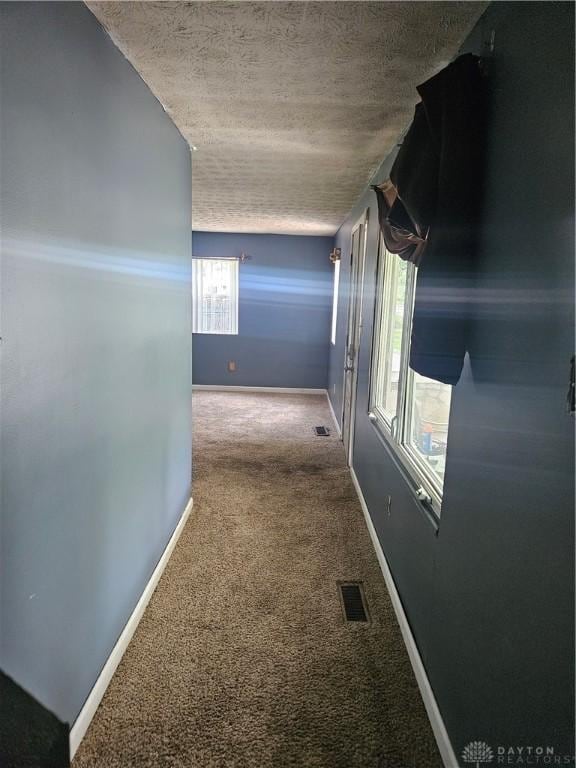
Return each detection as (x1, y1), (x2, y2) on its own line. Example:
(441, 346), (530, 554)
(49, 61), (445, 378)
(329, 2), (575, 759)
(0, 2), (192, 726)
(192, 231), (333, 389)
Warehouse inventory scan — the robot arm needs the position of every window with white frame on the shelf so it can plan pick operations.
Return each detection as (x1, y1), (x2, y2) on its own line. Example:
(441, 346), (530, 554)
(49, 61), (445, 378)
(192, 258), (239, 334)
(330, 258), (340, 345)
(370, 236), (452, 512)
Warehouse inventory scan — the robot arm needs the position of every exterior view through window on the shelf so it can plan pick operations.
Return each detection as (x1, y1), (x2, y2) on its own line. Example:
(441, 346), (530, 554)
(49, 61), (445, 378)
(330, 258), (340, 344)
(370, 236), (451, 512)
(192, 257), (239, 334)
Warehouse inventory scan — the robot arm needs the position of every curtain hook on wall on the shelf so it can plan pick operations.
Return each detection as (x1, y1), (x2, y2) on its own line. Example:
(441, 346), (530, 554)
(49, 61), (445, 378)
(479, 29), (496, 77)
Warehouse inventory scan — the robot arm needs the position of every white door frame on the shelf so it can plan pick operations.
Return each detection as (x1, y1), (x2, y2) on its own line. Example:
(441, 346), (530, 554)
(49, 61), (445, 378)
(341, 209), (368, 465)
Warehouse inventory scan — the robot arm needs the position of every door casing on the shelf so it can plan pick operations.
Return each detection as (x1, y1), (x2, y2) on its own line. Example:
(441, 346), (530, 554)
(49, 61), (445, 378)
(341, 210), (368, 465)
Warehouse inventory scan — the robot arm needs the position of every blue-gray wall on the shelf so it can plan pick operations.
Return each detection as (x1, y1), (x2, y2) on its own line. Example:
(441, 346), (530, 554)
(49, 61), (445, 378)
(329, 2), (575, 759)
(192, 232), (333, 389)
(0, 2), (192, 726)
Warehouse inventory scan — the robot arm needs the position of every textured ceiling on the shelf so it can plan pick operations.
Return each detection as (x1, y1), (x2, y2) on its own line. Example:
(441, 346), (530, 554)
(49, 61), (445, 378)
(86, 1), (486, 235)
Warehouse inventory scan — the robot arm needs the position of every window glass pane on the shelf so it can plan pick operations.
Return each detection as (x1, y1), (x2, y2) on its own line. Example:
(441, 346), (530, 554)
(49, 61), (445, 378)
(200, 259), (232, 333)
(330, 259), (340, 344)
(192, 258), (238, 334)
(385, 259), (408, 419)
(369, 237), (451, 507)
(405, 371), (451, 488)
(371, 248), (409, 426)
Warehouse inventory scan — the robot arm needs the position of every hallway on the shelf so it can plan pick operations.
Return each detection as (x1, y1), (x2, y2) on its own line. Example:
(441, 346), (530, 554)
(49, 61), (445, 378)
(73, 392), (441, 768)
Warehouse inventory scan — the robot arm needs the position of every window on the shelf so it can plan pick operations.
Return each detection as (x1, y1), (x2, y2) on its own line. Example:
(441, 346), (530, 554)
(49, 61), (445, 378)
(192, 258), (239, 334)
(330, 259), (340, 345)
(371, 255), (410, 427)
(370, 236), (451, 512)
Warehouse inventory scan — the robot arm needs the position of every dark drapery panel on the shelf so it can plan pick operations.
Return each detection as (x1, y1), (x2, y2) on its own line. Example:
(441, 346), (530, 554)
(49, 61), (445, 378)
(374, 53), (485, 385)
(372, 181), (427, 265)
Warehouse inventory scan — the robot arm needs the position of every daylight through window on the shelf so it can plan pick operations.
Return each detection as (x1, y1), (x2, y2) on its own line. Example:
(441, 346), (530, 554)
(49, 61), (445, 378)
(192, 258), (239, 335)
(331, 259), (340, 345)
(370, 236), (451, 511)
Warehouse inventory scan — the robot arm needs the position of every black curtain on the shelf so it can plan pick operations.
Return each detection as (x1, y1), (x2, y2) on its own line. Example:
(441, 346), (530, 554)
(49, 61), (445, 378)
(374, 53), (485, 385)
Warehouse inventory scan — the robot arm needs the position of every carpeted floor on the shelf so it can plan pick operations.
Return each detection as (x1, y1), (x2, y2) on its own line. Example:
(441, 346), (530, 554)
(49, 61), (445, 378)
(73, 392), (442, 768)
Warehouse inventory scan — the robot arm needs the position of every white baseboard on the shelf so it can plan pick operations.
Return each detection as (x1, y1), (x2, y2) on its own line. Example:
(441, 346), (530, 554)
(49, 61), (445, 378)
(349, 468), (458, 768)
(68, 436), (454, 764)
(69, 497), (194, 760)
(325, 392), (342, 437)
(192, 384), (327, 395)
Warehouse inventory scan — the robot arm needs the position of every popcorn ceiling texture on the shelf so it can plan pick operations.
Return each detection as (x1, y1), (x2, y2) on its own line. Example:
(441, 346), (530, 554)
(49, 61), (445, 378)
(86, 2), (486, 235)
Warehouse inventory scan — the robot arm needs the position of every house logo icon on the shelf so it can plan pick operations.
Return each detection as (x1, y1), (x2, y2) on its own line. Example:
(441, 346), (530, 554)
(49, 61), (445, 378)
(461, 741), (494, 767)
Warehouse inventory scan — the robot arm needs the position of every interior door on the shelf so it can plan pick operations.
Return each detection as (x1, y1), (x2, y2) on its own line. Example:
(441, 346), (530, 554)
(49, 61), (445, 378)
(341, 214), (367, 464)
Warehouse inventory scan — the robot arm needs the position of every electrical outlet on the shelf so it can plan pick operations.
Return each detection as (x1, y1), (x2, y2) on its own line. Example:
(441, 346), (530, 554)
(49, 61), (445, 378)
(227, 360), (237, 373)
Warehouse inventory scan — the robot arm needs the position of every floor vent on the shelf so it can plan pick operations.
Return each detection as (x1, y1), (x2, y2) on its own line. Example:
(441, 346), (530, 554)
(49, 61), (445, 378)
(314, 426), (330, 436)
(338, 582), (369, 623)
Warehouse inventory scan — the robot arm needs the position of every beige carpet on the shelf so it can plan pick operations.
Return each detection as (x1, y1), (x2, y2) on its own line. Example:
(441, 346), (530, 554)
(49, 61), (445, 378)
(73, 392), (442, 768)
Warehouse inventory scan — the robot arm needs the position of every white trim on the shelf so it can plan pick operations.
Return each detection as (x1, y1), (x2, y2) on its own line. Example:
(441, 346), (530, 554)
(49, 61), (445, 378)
(192, 385), (326, 395)
(349, 468), (458, 768)
(326, 391), (342, 438)
(69, 497), (194, 760)
(341, 208), (369, 465)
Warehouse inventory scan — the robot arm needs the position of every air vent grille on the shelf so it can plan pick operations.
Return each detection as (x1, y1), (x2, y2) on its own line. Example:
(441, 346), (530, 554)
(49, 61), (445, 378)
(338, 582), (369, 623)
